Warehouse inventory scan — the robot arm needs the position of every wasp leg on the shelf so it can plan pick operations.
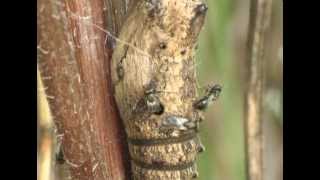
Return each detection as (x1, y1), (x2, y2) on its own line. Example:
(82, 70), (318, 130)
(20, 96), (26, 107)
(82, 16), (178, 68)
(207, 84), (222, 99)
(197, 142), (206, 153)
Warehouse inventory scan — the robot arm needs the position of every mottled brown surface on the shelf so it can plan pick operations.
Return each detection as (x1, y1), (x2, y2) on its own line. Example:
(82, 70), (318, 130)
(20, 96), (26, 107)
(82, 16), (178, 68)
(131, 163), (198, 180)
(129, 137), (200, 166)
(111, 0), (207, 179)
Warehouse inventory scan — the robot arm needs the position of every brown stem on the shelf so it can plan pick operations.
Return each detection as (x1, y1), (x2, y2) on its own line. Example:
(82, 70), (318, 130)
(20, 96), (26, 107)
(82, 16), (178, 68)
(244, 0), (273, 180)
(37, 0), (137, 179)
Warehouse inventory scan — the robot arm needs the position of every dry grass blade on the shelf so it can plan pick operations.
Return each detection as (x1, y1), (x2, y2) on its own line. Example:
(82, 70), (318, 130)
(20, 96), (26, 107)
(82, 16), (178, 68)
(38, 68), (54, 180)
(244, 0), (273, 180)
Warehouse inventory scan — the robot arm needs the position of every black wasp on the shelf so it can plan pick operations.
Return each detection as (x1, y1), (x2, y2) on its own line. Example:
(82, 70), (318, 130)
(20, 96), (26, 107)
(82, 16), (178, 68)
(194, 84), (222, 110)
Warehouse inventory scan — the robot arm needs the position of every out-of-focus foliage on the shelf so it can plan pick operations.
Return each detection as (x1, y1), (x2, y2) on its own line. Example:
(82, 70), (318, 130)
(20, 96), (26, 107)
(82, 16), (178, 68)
(196, 0), (282, 180)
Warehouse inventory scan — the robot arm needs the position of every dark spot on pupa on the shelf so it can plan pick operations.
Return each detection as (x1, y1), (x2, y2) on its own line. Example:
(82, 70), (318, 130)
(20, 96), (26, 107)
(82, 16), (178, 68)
(160, 127), (174, 137)
(197, 113), (204, 123)
(159, 63), (169, 73)
(155, 103), (164, 115)
(194, 4), (208, 15)
(159, 42), (167, 49)
(152, 159), (166, 166)
(116, 63), (124, 80)
(197, 143), (205, 153)
(192, 171), (199, 179)
(134, 124), (141, 132)
(180, 49), (187, 55)
(106, 35), (116, 50)
(56, 149), (65, 164)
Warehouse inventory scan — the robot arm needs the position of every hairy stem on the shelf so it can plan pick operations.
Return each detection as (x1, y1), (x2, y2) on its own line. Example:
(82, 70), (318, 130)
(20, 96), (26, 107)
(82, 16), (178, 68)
(37, 0), (138, 179)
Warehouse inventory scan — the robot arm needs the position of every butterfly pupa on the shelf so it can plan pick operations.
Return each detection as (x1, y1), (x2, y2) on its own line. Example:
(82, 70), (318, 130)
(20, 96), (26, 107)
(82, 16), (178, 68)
(111, 0), (212, 179)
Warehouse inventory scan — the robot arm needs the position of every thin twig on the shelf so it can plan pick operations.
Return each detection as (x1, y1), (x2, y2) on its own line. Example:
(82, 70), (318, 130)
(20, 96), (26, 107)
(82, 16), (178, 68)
(68, 12), (151, 58)
(38, 67), (54, 180)
(244, 0), (273, 180)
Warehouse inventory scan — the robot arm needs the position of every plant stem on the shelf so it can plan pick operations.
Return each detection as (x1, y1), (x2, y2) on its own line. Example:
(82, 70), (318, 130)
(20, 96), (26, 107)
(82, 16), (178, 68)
(37, 0), (137, 179)
(244, 0), (273, 180)
(38, 67), (55, 180)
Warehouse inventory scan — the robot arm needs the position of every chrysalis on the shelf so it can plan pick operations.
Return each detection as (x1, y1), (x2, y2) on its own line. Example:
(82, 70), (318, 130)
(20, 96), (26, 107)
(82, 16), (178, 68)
(111, 0), (220, 179)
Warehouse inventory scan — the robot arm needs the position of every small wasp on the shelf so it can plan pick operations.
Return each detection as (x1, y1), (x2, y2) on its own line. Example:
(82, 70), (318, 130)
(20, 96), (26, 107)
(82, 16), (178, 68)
(133, 81), (164, 115)
(160, 116), (197, 137)
(161, 116), (197, 131)
(144, 88), (164, 115)
(194, 84), (222, 110)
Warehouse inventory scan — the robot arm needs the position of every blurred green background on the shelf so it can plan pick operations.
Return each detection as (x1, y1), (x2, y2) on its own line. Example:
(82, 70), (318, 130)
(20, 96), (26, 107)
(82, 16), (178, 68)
(195, 0), (283, 180)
